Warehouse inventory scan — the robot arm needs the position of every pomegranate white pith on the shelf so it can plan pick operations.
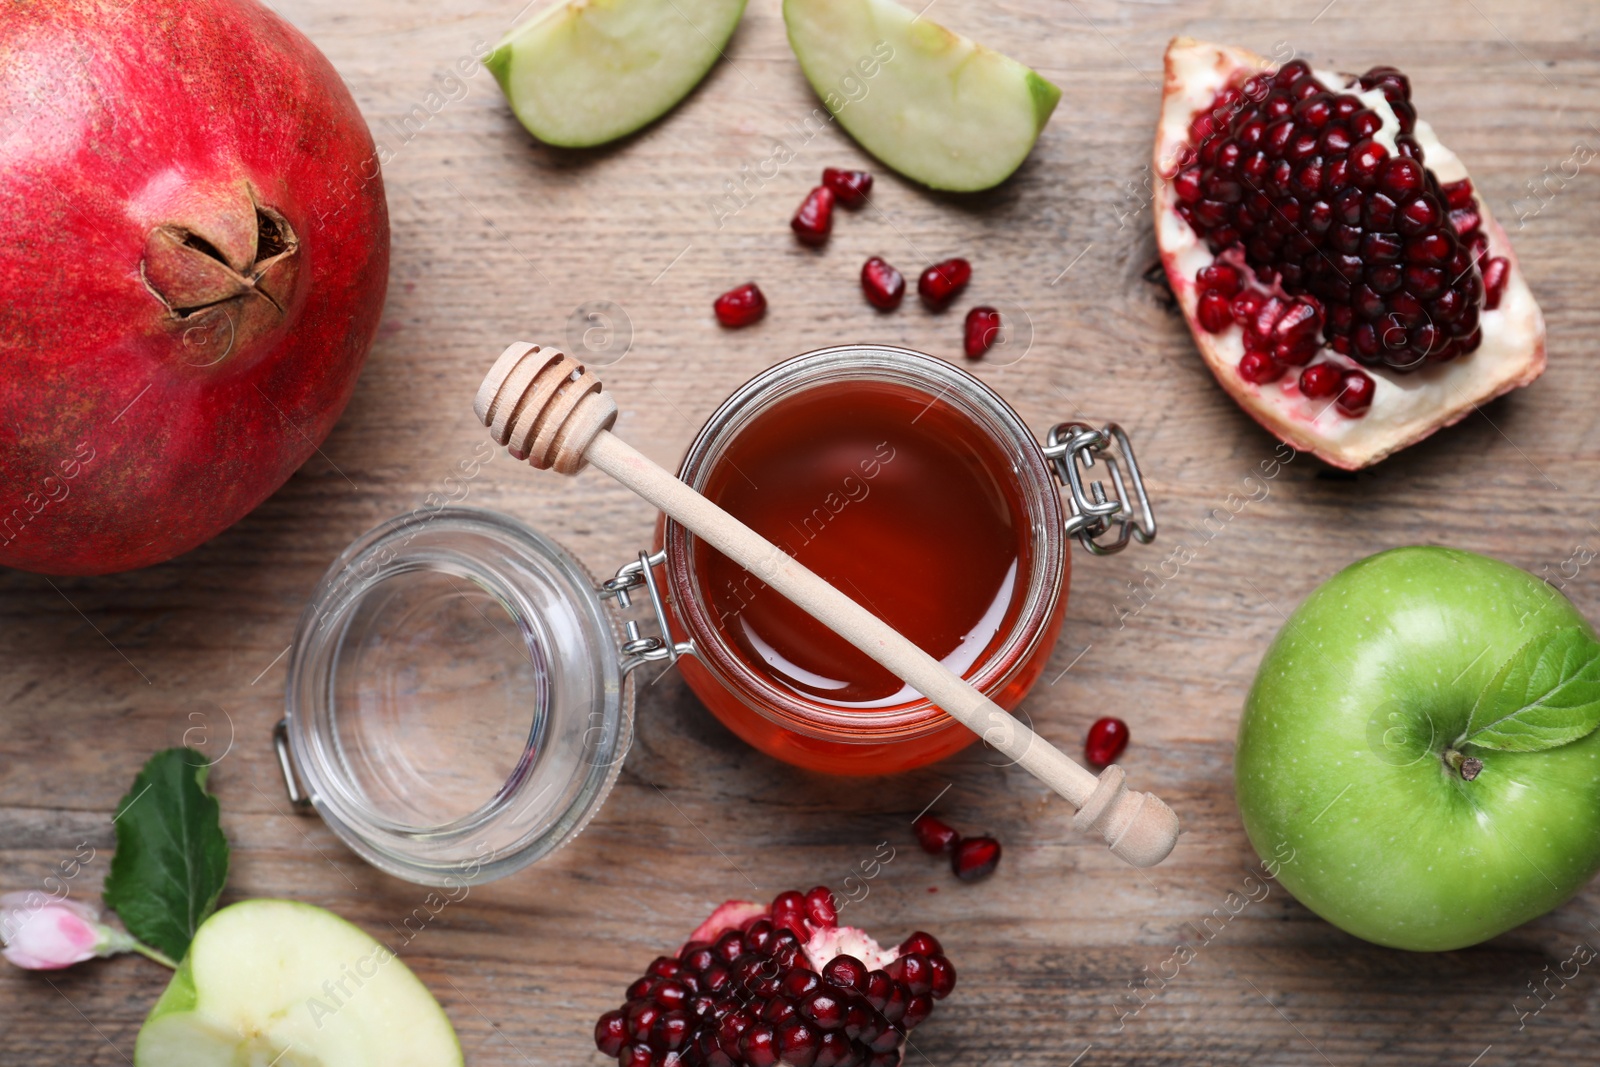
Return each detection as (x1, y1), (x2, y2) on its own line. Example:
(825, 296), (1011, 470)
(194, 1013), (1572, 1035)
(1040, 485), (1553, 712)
(1155, 37), (1546, 470)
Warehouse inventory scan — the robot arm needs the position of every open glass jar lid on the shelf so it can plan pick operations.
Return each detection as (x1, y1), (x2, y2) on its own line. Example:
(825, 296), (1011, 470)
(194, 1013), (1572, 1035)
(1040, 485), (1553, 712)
(278, 507), (633, 887)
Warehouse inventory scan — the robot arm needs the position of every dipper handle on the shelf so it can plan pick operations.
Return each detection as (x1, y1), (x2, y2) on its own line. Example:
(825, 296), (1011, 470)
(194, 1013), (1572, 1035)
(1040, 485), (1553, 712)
(475, 343), (1181, 868)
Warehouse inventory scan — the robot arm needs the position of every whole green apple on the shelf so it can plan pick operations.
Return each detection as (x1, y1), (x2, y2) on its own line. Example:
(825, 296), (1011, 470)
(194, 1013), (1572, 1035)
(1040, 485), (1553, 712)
(1236, 546), (1600, 951)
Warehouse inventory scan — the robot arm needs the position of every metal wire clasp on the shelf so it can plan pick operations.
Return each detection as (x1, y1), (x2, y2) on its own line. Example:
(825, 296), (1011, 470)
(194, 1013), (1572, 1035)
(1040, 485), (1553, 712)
(1043, 422), (1157, 556)
(600, 549), (694, 673)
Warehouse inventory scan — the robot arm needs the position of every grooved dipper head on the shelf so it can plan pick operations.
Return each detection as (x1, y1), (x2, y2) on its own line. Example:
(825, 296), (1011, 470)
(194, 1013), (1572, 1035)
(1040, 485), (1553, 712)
(474, 342), (617, 474)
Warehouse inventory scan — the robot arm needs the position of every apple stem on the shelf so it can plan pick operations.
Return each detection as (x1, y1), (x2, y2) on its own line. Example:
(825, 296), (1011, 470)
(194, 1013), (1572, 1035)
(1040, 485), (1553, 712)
(1443, 748), (1483, 781)
(129, 941), (179, 969)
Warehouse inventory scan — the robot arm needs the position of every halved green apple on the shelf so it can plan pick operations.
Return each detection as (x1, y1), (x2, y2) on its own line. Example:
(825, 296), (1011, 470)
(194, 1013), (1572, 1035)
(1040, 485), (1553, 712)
(487, 0), (749, 148)
(134, 900), (461, 1067)
(783, 0), (1060, 191)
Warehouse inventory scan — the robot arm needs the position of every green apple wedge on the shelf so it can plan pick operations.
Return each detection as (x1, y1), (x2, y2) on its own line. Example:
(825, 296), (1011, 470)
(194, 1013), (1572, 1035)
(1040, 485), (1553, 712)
(1237, 547), (1600, 952)
(135, 900), (461, 1067)
(783, 0), (1059, 192)
(486, 0), (748, 148)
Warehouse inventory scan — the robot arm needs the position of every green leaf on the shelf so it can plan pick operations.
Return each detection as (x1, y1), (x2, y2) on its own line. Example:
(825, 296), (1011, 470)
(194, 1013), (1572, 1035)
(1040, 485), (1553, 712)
(102, 748), (230, 963)
(1463, 628), (1600, 753)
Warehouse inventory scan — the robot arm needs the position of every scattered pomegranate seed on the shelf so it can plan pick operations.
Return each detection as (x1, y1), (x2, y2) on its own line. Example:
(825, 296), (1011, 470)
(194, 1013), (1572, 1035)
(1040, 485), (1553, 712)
(1084, 716), (1130, 768)
(963, 306), (1001, 358)
(791, 185), (835, 247)
(951, 837), (1001, 882)
(917, 258), (971, 310)
(913, 814), (961, 855)
(1298, 362), (1345, 400)
(1175, 61), (1488, 370)
(713, 283), (767, 328)
(860, 256), (905, 310)
(822, 167), (873, 208)
(1337, 368), (1375, 416)
(1238, 350), (1284, 384)
(1482, 256), (1511, 310)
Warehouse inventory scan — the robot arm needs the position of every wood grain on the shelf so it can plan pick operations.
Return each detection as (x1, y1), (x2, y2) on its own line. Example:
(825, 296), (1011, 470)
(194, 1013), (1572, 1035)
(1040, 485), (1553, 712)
(6, 0), (1600, 1063)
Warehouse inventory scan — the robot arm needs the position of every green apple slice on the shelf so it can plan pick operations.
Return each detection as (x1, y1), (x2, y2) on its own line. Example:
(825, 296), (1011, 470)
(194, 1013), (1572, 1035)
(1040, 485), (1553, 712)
(783, 0), (1060, 191)
(134, 900), (461, 1067)
(486, 0), (749, 148)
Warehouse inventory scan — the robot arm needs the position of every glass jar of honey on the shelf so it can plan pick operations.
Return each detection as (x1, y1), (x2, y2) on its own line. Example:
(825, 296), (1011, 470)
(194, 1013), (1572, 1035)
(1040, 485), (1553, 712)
(643, 345), (1151, 774)
(276, 344), (1152, 884)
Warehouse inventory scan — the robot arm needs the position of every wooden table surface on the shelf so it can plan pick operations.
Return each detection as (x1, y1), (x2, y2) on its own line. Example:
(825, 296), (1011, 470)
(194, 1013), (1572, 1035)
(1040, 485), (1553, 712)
(6, 0), (1600, 1063)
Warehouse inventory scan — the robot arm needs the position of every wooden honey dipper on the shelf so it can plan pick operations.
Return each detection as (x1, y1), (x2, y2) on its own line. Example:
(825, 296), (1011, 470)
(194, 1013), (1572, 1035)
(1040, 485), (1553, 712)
(475, 343), (1181, 868)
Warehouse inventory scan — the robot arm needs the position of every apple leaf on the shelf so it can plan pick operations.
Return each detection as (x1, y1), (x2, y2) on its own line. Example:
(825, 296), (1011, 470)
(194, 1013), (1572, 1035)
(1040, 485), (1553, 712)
(1462, 628), (1600, 753)
(102, 748), (230, 964)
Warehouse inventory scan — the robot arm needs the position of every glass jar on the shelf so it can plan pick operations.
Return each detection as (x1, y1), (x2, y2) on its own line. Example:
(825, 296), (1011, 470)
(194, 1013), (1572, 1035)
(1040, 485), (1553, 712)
(653, 345), (1126, 775)
(276, 344), (1152, 884)
(279, 508), (633, 887)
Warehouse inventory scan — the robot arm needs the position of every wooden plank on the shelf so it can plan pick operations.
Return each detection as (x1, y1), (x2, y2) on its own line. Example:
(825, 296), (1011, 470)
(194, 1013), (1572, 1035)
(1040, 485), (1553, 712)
(5, 0), (1600, 1063)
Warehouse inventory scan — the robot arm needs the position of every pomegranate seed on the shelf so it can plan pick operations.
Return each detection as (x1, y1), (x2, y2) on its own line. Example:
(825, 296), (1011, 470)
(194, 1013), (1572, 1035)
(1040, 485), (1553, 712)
(898, 932), (942, 957)
(1298, 362), (1345, 400)
(596, 1010), (629, 1055)
(619, 1043), (654, 1067)
(963, 306), (1002, 358)
(822, 167), (873, 208)
(912, 814), (961, 854)
(1196, 262), (1242, 296)
(741, 1025), (779, 1066)
(714, 283), (766, 328)
(916, 257), (971, 310)
(1483, 256), (1511, 310)
(951, 836), (1001, 881)
(1238, 351), (1284, 384)
(1084, 716), (1129, 767)
(1337, 369), (1375, 415)
(821, 955), (868, 993)
(791, 186), (835, 247)
(1197, 289), (1233, 333)
(860, 256), (905, 310)
(927, 955), (957, 1000)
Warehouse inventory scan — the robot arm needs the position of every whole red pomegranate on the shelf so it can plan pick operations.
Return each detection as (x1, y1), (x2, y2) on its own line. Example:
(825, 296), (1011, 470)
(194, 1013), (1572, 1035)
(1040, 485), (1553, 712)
(0, 0), (388, 574)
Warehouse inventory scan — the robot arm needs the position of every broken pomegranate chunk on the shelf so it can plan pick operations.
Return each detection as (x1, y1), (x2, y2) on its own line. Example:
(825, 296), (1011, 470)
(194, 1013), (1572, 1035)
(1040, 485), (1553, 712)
(1156, 37), (1546, 469)
(791, 186), (836, 247)
(714, 283), (767, 328)
(596, 887), (957, 1067)
(822, 167), (873, 209)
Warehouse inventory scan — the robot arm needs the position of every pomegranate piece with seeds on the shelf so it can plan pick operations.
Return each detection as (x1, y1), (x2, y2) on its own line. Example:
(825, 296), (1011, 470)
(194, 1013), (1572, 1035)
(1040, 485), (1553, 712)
(1084, 716), (1130, 769)
(791, 185), (836, 247)
(823, 167), (873, 208)
(595, 887), (957, 1067)
(951, 837), (1001, 882)
(916, 258), (971, 310)
(861, 256), (906, 310)
(963, 306), (1002, 359)
(1154, 37), (1545, 469)
(714, 283), (767, 328)
(912, 814), (961, 855)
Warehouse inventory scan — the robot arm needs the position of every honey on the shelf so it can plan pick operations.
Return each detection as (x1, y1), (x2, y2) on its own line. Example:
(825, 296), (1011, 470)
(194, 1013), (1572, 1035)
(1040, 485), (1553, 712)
(696, 379), (1030, 708)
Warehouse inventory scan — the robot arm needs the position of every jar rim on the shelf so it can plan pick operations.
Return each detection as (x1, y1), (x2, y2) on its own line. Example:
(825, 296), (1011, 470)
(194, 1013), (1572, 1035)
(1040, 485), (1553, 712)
(663, 345), (1066, 742)
(283, 506), (633, 886)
